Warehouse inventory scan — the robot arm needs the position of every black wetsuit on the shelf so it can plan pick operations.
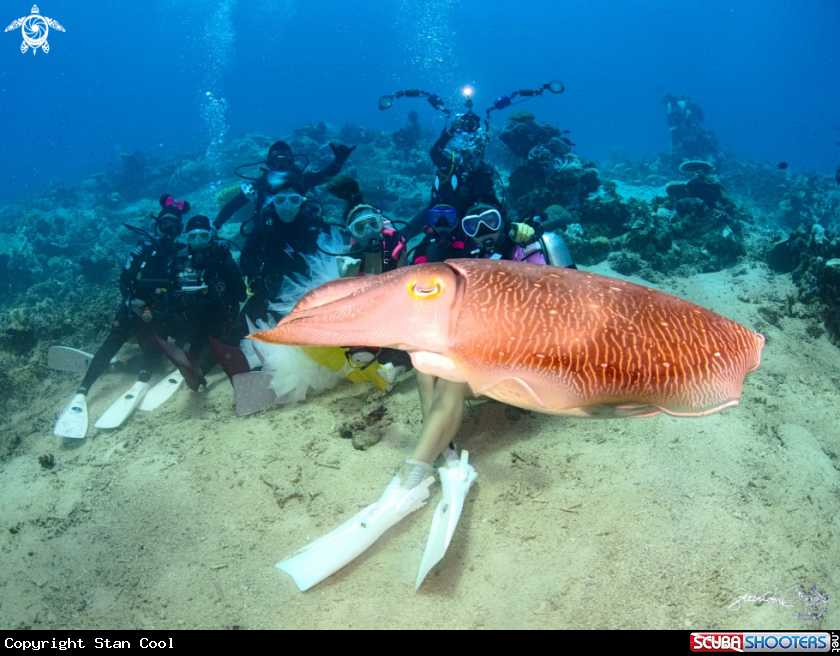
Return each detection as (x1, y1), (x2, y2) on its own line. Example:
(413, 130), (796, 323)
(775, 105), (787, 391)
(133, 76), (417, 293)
(214, 161), (344, 231)
(79, 238), (182, 392)
(235, 203), (329, 331)
(170, 241), (247, 374)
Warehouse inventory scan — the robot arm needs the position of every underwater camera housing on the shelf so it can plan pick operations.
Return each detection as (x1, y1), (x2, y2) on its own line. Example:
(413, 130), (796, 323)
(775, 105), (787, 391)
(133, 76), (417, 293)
(177, 268), (208, 294)
(445, 130), (488, 170)
(452, 111), (481, 134)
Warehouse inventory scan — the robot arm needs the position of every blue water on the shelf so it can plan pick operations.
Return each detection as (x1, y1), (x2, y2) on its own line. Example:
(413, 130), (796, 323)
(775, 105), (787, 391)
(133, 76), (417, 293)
(1, 0), (839, 202)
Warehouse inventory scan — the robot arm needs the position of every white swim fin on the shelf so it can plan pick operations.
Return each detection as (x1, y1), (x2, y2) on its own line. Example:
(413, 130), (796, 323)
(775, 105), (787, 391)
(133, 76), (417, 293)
(48, 346), (93, 373)
(415, 447), (477, 590)
(277, 475), (434, 592)
(94, 371), (152, 429)
(138, 371), (184, 411)
(54, 393), (89, 439)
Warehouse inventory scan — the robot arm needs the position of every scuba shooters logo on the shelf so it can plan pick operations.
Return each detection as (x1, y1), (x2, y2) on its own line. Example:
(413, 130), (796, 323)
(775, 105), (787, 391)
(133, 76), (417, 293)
(4, 5), (64, 55)
(690, 632), (835, 652)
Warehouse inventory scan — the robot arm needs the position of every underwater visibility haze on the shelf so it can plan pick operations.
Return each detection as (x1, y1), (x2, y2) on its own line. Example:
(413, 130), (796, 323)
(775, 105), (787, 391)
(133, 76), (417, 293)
(0, 0), (838, 631)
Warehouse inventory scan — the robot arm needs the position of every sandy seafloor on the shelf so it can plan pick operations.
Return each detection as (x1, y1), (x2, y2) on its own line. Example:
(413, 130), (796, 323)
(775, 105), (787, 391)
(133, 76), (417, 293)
(1, 262), (838, 630)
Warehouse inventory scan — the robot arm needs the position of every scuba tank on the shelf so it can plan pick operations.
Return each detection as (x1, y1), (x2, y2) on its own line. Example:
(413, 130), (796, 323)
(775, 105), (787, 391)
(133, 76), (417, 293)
(539, 232), (575, 269)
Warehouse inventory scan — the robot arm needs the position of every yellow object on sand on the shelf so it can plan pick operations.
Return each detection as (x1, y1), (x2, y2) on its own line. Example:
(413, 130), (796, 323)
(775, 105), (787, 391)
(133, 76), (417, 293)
(302, 347), (390, 392)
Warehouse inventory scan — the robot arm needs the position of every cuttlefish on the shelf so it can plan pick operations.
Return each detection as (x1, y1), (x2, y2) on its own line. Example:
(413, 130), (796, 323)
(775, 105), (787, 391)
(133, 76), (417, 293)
(252, 259), (764, 418)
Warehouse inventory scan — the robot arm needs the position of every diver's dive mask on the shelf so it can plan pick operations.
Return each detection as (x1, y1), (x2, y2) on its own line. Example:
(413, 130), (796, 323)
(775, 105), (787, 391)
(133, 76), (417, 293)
(347, 205), (384, 240)
(267, 154), (293, 171)
(427, 205), (458, 232)
(186, 229), (212, 250)
(156, 214), (182, 241)
(269, 193), (304, 223)
(462, 207), (502, 238)
(266, 142), (295, 171)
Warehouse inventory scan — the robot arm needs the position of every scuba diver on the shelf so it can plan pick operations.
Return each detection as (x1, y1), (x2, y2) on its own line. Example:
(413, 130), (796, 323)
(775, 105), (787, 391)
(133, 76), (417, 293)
(73, 195), (190, 398)
(393, 208), (577, 585)
(214, 140), (356, 232)
(379, 81), (565, 241)
(168, 214), (247, 379)
(430, 118), (498, 210)
(460, 204), (577, 267)
(405, 113), (501, 239)
(325, 175), (408, 276)
(226, 175), (409, 414)
(319, 175), (412, 386)
(237, 171), (329, 327)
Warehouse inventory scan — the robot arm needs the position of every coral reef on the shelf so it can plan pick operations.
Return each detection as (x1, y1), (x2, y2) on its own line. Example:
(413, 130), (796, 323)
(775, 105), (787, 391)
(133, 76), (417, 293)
(338, 123), (379, 146)
(508, 152), (601, 218)
(775, 175), (840, 230)
(498, 111), (564, 160)
(765, 222), (840, 344)
(215, 183), (242, 209)
(496, 111), (750, 274)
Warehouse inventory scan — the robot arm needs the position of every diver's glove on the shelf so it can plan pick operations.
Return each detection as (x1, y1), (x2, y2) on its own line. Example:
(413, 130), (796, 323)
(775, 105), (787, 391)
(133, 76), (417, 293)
(509, 222), (536, 244)
(241, 181), (258, 202)
(336, 255), (362, 278)
(246, 276), (269, 299)
(329, 142), (356, 166)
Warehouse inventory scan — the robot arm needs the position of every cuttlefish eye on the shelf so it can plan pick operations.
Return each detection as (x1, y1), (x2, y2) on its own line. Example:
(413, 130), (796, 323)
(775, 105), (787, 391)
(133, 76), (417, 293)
(408, 278), (443, 299)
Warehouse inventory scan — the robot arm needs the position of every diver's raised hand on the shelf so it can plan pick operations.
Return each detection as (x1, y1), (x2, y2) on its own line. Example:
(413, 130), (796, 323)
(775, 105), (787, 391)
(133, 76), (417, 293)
(329, 142), (356, 165)
(509, 222), (536, 244)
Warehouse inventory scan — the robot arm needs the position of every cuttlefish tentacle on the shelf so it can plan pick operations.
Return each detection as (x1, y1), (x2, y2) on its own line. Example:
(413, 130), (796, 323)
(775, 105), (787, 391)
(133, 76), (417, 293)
(253, 259), (764, 418)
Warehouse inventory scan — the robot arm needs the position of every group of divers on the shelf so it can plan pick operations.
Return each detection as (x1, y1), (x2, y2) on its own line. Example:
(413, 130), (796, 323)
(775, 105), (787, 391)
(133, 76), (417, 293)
(52, 81), (573, 590)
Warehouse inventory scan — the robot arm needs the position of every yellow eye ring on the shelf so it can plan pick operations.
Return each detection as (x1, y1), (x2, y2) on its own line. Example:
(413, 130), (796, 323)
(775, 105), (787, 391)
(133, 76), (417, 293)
(408, 279), (443, 299)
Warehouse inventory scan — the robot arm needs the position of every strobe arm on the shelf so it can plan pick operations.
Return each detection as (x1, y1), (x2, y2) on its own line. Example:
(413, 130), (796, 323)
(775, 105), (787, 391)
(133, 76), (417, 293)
(484, 79), (564, 119)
